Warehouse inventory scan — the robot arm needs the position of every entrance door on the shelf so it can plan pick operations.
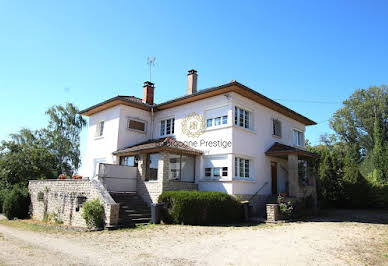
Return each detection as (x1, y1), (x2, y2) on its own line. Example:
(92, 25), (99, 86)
(271, 162), (278, 195)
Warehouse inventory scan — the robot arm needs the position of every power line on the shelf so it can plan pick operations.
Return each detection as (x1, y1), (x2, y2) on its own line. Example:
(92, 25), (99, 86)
(273, 98), (342, 104)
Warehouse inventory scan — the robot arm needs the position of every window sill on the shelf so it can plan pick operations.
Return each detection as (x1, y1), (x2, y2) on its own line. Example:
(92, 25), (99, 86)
(94, 136), (104, 140)
(199, 178), (231, 182)
(272, 134), (281, 139)
(160, 134), (175, 138)
(205, 125), (231, 132)
(127, 128), (146, 134)
(233, 125), (256, 134)
(232, 177), (256, 183)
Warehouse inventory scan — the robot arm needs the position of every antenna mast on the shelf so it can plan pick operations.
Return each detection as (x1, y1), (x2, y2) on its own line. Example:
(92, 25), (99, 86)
(147, 57), (156, 82)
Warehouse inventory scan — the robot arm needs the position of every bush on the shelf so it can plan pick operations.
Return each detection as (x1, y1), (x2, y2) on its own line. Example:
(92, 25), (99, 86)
(3, 185), (30, 219)
(81, 199), (105, 229)
(158, 191), (242, 225)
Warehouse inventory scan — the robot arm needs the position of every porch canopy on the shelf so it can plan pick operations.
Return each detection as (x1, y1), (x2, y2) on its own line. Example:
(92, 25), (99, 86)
(113, 137), (202, 156)
(265, 142), (318, 160)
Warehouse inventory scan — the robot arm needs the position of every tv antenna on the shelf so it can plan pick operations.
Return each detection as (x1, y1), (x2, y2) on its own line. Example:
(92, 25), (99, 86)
(147, 57), (156, 82)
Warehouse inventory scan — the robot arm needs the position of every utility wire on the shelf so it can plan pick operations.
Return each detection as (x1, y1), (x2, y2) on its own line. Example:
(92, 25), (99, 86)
(273, 99), (342, 104)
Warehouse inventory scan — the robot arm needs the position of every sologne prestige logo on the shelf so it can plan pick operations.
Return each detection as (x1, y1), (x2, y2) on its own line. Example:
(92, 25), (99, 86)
(181, 112), (205, 138)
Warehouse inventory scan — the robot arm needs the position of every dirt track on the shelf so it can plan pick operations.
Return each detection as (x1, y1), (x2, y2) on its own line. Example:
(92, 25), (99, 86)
(0, 210), (387, 266)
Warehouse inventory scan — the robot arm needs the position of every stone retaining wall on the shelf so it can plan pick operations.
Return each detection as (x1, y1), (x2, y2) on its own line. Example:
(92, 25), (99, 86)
(266, 204), (280, 222)
(28, 179), (119, 228)
(238, 194), (273, 217)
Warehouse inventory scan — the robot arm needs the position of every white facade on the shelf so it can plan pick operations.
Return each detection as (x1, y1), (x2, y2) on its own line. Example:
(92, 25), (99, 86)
(83, 87), (310, 197)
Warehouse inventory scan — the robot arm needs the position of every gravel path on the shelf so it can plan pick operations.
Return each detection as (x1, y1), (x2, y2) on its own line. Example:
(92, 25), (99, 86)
(0, 210), (387, 266)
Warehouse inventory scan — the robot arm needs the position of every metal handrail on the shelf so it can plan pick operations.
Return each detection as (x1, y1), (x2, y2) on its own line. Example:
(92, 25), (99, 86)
(247, 181), (269, 202)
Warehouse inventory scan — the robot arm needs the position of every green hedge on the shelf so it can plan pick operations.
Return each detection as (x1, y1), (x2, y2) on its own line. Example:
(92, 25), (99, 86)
(3, 185), (30, 219)
(158, 191), (242, 225)
(367, 184), (388, 209)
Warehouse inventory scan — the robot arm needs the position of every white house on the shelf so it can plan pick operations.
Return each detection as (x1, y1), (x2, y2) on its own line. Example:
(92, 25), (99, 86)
(80, 70), (318, 215)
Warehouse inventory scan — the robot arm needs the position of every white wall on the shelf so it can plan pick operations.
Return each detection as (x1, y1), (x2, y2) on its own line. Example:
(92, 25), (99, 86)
(83, 106), (121, 177)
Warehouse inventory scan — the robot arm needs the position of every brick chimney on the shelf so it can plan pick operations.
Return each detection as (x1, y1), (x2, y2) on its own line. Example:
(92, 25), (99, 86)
(142, 81), (154, 105)
(187, 69), (198, 95)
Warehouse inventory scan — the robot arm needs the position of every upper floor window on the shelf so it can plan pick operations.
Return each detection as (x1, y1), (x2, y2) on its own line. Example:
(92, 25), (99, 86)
(235, 157), (250, 178)
(234, 107), (250, 129)
(206, 115), (228, 128)
(272, 119), (281, 137)
(128, 119), (145, 132)
(96, 121), (104, 137)
(160, 118), (175, 136)
(293, 129), (304, 146)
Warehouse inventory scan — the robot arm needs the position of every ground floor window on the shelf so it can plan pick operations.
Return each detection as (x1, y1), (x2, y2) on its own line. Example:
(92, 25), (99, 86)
(204, 167), (228, 178)
(147, 153), (160, 181)
(235, 157), (250, 178)
(120, 156), (138, 167)
(168, 153), (195, 182)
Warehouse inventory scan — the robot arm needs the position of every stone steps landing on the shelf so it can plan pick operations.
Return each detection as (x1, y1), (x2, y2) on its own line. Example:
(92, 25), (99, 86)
(110, 192), (152, 228)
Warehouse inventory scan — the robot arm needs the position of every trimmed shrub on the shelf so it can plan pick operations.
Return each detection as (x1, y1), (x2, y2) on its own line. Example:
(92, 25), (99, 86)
(81, 199), (105, 229)
(158, 191), (242, 225)
(3, 185), (30, 219)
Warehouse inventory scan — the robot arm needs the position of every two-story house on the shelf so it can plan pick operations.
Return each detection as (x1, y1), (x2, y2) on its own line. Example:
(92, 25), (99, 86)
(80, 69), (318, 215)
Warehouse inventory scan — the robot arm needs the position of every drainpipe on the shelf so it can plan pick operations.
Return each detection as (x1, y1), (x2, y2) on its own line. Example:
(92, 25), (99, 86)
(151, 107), (155, 140)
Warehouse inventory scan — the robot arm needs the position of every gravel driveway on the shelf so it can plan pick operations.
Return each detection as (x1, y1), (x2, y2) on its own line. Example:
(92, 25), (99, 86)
(0, 210), (387, 266)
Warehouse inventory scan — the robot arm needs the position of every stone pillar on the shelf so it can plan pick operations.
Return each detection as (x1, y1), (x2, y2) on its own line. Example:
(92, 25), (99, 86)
(160, 152), (170, 187)
(288, 154), (299, 197)
(266, 204), (280, 222)
(137, 154), (147, 180)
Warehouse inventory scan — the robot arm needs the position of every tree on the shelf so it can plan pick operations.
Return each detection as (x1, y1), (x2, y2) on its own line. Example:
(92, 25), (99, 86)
(44, 103), (86, 175)
(330, 85), (387, 157)
(0, 129), (58, 188)
(372, 113), (387, 183)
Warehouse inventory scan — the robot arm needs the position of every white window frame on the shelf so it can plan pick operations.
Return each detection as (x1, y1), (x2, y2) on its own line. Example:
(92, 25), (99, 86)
(160, 118), (175, 137)
(293, 129), (304, 147)
(95, 120), (104, 137)
(234, 106), (251, 129)
(127, 117), (146, 133)
(204, 167), (228, 179)
(234, 157), (251, 179)
(272, 119), (282, 138)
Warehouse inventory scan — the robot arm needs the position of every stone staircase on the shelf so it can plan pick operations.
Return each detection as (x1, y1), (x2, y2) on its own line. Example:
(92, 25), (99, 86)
(109, 192), (152, 227)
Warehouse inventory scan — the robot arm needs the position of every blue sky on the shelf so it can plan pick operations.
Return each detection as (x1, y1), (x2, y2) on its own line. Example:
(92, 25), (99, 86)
(1, 0), (387, 171)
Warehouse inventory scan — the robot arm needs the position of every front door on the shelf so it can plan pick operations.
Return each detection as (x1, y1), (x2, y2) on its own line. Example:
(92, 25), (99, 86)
(271, 162), (278, 195)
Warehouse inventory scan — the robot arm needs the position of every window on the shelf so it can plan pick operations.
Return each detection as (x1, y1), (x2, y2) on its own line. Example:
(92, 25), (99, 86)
(168, 154), (195, 181)
(147, 153), (160, 181)
(234, 157), (250, 178)
(128, 119), (145, 132)
(213, 167), (220, 177)
(205, 168), (211, 177)
(120, 156), (137, 167)
(204, 167), (227, 178)
(214, 117), (221, 126)
(234, 107), (250, 129)
(222, 167), (228, 177)
(273, 119), (281, 137)
(222, 115), (228, 125)
(96, 121), (104, 137)
(207, 119), (213, 128)
(293, 129), (304, 146)
(206, 116), (227, 128)
(160, 118), (175, 136)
